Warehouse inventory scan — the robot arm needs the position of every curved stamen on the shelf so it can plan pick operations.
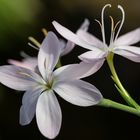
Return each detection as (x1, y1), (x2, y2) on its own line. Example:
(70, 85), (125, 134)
(42, 28), (48, 36)
(101, 4), (111, 44)
(114, 20), (121, 32)
(28, 36), (41, 48)
(114, 5), (125, 41)
(28, 42), (39, 50)
(109, 16), (115, 44)
(95, 19), (103, 37)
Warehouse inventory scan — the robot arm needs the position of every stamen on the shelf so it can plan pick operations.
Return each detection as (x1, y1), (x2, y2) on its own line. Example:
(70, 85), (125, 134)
(114, 21), (121, 31)
(114, 5), (125, 41)
(28, 42), (39, 50)
(109, 16), (115, 44)
(28, 36), (41, 48)
(109, 16), (114, 31)
(42, 28), (48, 36)
(95, 19), (102, 28)
(101, 4), (111, 44)
(18, 71), (32, 78)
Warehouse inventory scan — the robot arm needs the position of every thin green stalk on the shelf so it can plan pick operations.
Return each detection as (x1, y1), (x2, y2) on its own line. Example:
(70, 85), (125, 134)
(106, 53), (140, 110)
(98, 98), (140, 117)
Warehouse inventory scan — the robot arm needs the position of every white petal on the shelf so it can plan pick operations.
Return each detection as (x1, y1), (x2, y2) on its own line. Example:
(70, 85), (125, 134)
(36, 90), (62, 139)
(38, 32), (61, 80)
(113, 45), (140, 62)
(0, 65), (43, 91)
(115, 28), (140, 46)
(61, 41), (75, 56)
(20, 86), (45, 125)
(53, 61), (104, 82)
(52, 21), (97, 50)
(54, 80), (103, 106)
(79, 50), (107, 63)
(78, 18), (90, 31)
(61, 19), (90, 56)
(77, 30), (104, 48)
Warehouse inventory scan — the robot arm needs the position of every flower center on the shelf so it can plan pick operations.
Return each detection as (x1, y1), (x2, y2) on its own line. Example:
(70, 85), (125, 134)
(45, 73), (54, 90)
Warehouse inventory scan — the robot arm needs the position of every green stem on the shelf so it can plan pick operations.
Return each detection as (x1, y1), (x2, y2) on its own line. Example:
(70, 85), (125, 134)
(98, 98), (140, 117)
(106, 53), (140, 110)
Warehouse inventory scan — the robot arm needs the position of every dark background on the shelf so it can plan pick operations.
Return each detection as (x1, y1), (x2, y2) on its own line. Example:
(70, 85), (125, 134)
(0, 0), (140, 140)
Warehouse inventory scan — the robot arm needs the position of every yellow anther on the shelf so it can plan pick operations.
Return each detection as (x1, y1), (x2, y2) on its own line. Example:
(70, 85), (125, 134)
(42, 28), (48, 36)
(28, 36), (41, 48)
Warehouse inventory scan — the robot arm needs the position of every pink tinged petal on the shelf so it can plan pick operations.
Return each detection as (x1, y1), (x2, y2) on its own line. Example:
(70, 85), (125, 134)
(52, 21), (97, 50)
(36, 90), (62, 139)
(38, 32), (61, 80)
(113, 46), (140, 62)
(77, 30), (105, 49)
(54, 80), (103, 106)
(0, 65), (43, 91)
(8, 57), (37, 70)
(114, 28), (140, 46)
(20, 86), (45, 125)
(79, 50), (107, 63)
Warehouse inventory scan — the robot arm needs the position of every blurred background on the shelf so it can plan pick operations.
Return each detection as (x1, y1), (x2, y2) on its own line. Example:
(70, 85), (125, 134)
(0, 0), (140, 139)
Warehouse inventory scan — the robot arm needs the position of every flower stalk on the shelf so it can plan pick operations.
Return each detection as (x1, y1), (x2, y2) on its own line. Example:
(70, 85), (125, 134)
(98, 98), (140, 117)
(106, 52), (140, 110)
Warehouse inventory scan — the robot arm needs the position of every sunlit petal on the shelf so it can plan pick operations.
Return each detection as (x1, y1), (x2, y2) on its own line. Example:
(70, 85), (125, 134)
(20, 86), (45, 125)
(113, 45), (140, 62)
(79, 50), (107, 63)
(52, 21), (97, 50)
(54, 80), (103, 106)
(38, 32), (61, 80)
(36, 90), (62, 139)
(0, 65), (43, 90)
(114, 28), (140, 46)
(77, 30), (104, 48)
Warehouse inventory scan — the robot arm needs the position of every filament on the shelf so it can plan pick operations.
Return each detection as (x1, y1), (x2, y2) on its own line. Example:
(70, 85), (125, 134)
(42, 28), (48, 36)
(101, 4), (111, 44)
(28, 36), (41, 48)
(114, 5), (125, 41)
(28, 42), (39, 50)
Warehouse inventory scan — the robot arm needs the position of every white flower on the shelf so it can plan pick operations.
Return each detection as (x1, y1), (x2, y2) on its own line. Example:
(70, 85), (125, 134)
(0, 32), (102, 139)
(52, 4), (140, 67)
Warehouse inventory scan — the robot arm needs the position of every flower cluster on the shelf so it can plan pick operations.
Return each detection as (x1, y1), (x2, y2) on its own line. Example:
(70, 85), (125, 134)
(0, 4), (140, 139)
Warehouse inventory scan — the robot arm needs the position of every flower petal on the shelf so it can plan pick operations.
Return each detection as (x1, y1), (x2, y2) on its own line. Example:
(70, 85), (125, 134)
(113, 45), (140, 62)
(77, 30), (104, 48)
(36, 90), (62, 139)
(20, 86), (44, 125)
(38, 32), (61, 80)
(0, 65), (43, 91)
(8, 57), (37, 70)
(114, 28), (140, 46)
(61, 19), (90, 56)
(79, 50), (107, 63)
(54, 80), (103, 106)
(53, 61), (104, 82)
(52, 21), (97, 50)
